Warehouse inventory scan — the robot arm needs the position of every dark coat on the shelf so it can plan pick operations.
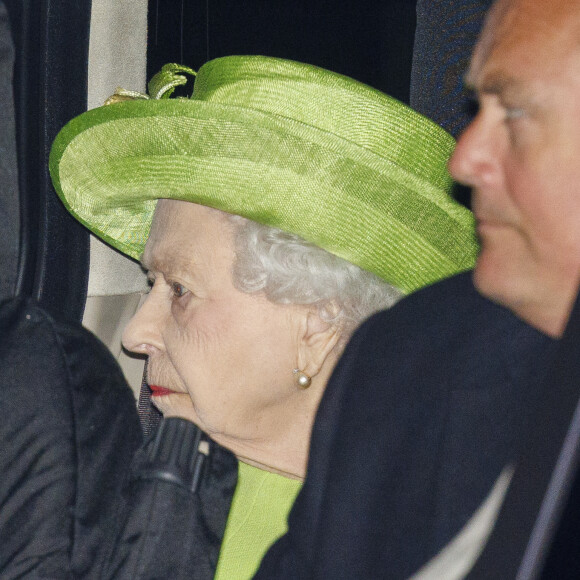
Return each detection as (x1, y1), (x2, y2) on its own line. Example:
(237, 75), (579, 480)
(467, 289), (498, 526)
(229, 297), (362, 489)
(0, 272), (559, 579)
(256, 272), (558, 579)
(0, 297), (236, 580)
(0, 297), (142, 578)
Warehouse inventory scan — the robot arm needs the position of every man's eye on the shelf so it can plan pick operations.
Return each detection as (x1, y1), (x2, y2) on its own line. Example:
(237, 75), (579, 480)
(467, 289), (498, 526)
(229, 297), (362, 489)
(171, 282), (187, 298)
(505, 107), (525, 121)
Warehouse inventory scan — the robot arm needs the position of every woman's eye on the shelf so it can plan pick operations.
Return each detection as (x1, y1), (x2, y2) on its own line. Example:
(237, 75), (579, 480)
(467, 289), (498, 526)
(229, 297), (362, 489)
(171, 281), (188, 298)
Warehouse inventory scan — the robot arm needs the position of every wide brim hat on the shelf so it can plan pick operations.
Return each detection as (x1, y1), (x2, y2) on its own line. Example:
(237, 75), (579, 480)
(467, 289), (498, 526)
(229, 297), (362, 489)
(50, 55), (477, 294)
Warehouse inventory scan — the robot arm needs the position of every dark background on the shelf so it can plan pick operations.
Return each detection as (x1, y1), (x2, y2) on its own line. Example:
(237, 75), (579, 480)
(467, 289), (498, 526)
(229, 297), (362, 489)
(1, 0), (418, 319)
(147, 0), (416, 105)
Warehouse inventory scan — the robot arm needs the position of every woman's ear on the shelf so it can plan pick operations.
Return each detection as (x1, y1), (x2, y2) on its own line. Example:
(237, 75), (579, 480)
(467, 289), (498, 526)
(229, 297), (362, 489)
(297, 306), (342, 379)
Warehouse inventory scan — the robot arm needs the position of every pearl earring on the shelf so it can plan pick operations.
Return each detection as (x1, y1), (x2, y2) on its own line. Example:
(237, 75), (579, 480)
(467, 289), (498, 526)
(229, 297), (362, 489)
(293, 368), (312, 389)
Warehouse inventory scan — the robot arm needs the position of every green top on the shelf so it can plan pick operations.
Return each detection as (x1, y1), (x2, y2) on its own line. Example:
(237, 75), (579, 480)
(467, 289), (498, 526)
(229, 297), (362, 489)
(214, 461), (303, 579)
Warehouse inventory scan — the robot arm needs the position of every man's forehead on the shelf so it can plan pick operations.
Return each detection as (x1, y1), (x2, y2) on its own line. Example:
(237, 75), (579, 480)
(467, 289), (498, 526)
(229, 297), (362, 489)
(467, 0), (580, 90)
(467, 0), (513, 82)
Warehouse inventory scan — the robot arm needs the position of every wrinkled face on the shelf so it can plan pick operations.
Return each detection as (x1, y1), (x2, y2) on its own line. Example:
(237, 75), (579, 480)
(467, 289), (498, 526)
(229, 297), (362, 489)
(122, 200), (309, 443)
(449, 0), (580, 337)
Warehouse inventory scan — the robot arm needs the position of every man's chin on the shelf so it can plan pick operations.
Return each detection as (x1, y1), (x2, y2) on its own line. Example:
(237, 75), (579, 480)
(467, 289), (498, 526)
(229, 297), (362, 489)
(472, 255), (512, 307)
(472, 255), (535, 322)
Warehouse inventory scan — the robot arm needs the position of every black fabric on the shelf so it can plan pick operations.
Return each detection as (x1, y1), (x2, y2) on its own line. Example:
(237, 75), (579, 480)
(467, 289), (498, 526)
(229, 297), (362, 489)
(467, 289), (580, 579)
(542, 460), (580, 578)
(411, 0), (493, 139)
(0, 1), (19, 302)
(0, 297), (142, 578)
(4, 0), (90, 321)
(137, 360), (162, 436)
(411, 0), (494, 209)
(0, 298), (236, 579)
(105, 418), (237, 580)
(255, 272), (558, 579)
(148, 0), (416, 105)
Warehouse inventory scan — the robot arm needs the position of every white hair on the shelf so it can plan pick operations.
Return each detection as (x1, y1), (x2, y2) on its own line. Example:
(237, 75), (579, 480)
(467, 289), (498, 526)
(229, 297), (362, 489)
(227, 215), (403, 339)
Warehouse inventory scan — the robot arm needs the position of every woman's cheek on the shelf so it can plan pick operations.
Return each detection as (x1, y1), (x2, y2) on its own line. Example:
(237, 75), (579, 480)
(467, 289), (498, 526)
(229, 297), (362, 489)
(152, 392), (197, 421)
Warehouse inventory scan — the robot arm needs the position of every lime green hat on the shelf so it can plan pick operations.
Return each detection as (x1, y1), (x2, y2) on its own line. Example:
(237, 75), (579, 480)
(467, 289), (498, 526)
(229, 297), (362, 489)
(49, 55), (477, 294)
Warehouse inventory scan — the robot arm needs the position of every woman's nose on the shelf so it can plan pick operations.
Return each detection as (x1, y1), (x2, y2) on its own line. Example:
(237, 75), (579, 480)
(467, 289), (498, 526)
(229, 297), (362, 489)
(122, 289), (165, 355)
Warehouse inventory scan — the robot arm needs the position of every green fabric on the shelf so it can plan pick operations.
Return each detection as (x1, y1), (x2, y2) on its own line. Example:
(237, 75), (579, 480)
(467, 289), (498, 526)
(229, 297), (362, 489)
(214, 461), (302, 580)
(50, 55), (478, 295)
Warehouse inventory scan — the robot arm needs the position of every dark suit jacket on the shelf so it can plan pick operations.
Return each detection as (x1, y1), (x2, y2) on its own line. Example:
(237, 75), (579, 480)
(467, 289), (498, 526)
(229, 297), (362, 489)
(256, 272), (558, 579)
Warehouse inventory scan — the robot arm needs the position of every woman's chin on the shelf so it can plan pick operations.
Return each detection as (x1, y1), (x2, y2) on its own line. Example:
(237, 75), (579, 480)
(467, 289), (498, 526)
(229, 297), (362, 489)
(152, 392), (198, 422)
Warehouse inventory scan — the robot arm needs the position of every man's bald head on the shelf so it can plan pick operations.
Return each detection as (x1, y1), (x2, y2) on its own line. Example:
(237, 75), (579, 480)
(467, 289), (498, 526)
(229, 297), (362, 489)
(449, 0), (580, 337)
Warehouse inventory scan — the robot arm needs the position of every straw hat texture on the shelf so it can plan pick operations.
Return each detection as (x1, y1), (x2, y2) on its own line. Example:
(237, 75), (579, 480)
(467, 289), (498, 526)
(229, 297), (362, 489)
(50, 56), (477, 293)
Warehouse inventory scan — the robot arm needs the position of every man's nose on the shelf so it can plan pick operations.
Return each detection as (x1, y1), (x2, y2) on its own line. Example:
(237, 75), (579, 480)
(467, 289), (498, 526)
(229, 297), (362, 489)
(122, 288), (165, 355)
(448, 112), (499, 190)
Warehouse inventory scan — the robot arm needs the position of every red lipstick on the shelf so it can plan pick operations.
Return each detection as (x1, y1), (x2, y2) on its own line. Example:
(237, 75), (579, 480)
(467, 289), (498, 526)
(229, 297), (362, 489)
(149, 385), (175, 397)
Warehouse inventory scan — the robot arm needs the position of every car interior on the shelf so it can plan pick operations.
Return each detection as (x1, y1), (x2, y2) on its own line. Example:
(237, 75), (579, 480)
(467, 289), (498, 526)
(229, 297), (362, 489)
(2, 0), (579, 577)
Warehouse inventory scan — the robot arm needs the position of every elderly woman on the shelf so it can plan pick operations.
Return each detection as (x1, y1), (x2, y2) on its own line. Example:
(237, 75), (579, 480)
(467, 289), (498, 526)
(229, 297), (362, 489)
(49, 56), (477, 578)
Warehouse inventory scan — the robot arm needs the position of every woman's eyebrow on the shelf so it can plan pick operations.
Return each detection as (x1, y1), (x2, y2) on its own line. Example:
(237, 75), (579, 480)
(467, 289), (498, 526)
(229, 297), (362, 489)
(139, 252), (194, 278)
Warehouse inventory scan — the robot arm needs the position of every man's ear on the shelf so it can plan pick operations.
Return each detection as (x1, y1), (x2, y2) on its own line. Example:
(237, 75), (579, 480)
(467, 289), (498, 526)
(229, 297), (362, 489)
(297, 306), (342, 379)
